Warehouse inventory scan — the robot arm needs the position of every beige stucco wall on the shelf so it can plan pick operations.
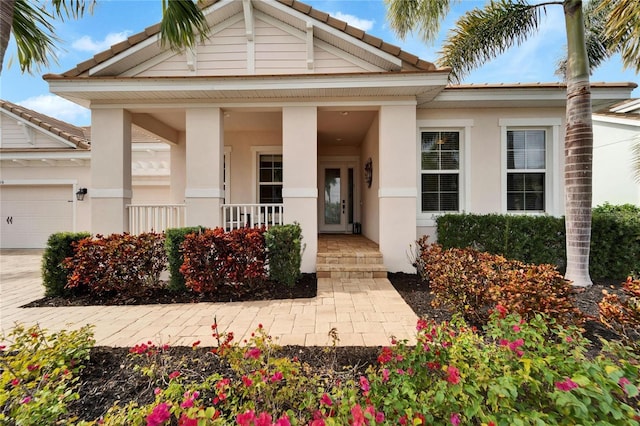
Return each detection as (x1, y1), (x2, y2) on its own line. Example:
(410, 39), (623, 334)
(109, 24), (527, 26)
(359, 114), (379, 244)
(593, 119), (640, 206)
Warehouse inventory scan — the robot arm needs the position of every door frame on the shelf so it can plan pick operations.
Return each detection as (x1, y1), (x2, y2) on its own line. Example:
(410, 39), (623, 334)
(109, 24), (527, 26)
(317, 157), (359, 233)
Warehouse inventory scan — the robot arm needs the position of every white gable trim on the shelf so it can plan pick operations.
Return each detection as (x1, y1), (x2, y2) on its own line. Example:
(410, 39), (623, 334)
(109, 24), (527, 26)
(263, 0), (402, 70)
(0, 109), (80, 149)
(593, 114), (640, 127)
(91, 35), (161, 77)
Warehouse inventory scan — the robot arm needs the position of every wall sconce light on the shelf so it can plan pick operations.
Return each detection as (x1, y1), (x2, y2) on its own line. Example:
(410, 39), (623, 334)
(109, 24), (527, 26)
(76, 187), (87, 201)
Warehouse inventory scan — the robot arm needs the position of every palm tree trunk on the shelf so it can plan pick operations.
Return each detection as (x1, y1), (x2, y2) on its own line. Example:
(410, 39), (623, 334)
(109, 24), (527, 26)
(563, 0), (593, 287)
(0, 0), (15, 75)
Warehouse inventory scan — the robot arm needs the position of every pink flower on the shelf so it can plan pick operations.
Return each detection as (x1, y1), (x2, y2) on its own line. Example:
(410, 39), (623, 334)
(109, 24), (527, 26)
(0, 345), (6, 351)
(382, 368), (390, 383)
(495, 304), (508, 318)
(180, 391), (199, 408)
(619, 377), (632, 395)
(375, 411), (385, 423)
(508, 338), (524, 351)
(320, 393), (333, 406)
(21, 396), (32, 404)
(27, 364), (39, 371)
(499, 339), (509, 347)
(450, 413), (461, 426)
(359, 376), (370, 394)
(555, 378), (579, 391)
(512, 325), (521, 332)
(168, 371), (180, 380)
(350, 404), (366, 426)
(178, 415), (197, 426)
(154, 387), (162, 395)
(446, 366), (460, 385)
(255, 412), (273, 426)
(237, 410), (256, 426)
(146, 402), (171, 426)
(242, 375), (253, 387)
(276, 415), (291, 426)
(416, 318), (429, 331)
(244, 347), (261, 359)
(310, 420), (326, 426)
(191, 340), (201, 348)
(270, 371), (283, 382)
(10, 378), (19, 386)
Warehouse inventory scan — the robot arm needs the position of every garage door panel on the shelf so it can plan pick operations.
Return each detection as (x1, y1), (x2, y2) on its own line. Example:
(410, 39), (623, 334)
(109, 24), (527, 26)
(0, 185), (74, 248)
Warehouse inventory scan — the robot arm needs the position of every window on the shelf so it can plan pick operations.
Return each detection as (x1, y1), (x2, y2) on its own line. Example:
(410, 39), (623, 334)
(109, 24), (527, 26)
(420, 131), (460, 212)
(506, 129), (546, 211)
(258, 154), (283, 203)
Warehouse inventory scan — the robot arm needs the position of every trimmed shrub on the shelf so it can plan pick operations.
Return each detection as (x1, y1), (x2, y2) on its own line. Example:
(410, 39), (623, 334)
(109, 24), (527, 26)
(180, 227), (267, 296)
(436, 204), (640, 280)
(265, 223), (303, 287)
(65, 232), (167, 294)
(165, 226), (206, 292)
(417, 237), (582, 326)
(41, 231), (90, 297)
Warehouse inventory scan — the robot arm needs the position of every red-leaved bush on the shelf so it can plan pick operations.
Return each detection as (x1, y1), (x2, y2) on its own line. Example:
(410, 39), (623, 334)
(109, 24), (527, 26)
(180, 227), (267, 296)
(416, 236), (582, 326)
(599, 277), (640, 343)
(65, 232), (167, 294)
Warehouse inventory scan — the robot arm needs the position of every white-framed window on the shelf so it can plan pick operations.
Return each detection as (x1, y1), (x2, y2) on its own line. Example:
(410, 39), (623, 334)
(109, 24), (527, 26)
(506, 129), (546, 211)
(251, 146), (283, 204)
(420, 131), (460, 212)
(499, 118), (561, 215)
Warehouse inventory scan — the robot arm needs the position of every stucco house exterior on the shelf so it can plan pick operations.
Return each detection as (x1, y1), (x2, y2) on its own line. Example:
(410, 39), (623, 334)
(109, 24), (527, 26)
(7, 0), (635, 272)
(0, 99), (171, 248)
(592, 99), (640, 206)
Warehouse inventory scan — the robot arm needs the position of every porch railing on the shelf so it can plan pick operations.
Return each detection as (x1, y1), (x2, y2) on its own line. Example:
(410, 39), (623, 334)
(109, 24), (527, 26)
(222, 204), (284, 231)
(127, 204), (186, 234)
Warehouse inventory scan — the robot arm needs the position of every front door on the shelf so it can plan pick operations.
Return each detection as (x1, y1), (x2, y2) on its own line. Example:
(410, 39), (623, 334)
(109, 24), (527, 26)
(318, 161), (357, 233)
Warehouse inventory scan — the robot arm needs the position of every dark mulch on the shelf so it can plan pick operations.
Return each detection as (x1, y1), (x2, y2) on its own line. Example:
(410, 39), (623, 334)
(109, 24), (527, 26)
(16, 272), (635, 423)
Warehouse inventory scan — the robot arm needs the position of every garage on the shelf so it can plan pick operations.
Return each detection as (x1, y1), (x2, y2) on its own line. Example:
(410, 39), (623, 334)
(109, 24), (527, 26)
(0, 185), (74, 248)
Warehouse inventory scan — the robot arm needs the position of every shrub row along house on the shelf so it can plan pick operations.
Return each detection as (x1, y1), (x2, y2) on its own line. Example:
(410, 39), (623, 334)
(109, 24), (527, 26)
(0, 0), (637, 273)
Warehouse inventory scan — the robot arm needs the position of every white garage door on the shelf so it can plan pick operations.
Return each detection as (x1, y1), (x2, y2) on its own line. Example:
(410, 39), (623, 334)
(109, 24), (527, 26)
(0, 185), (74, 248)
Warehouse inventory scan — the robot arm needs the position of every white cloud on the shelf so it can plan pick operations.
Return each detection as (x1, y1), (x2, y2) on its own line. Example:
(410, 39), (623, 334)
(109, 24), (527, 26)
(18, 95), (90, 126)
(71, 31), (131, 54)
(333, 12), (374, 31)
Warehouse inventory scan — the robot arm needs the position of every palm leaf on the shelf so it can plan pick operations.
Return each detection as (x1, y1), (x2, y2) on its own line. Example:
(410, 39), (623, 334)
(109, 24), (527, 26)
(160, 0), (210, 51)
(439, 0), (545, 83)
(12, 0), (59, 73)
(385, 0), (456, 43)
(50, 0), (95, 21)
(599, 0), (640, 73)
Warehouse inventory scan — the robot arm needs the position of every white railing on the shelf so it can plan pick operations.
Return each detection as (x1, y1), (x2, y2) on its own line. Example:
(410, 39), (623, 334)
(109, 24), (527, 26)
(222, 204), (284, 231)
(127, 204), (186, 234)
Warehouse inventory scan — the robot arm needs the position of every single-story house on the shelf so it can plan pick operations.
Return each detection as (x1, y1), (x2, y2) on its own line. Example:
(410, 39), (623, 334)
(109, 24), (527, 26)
(3, 0), (637, 273)
(592, 99), (640, 206)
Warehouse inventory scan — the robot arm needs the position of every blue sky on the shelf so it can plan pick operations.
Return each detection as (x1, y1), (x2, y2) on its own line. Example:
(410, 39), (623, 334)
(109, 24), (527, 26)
(2, 0), (638, 126)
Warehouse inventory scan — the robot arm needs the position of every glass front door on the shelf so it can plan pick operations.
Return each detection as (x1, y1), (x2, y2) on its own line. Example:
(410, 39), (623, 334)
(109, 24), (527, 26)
(318, 161), (357, 233)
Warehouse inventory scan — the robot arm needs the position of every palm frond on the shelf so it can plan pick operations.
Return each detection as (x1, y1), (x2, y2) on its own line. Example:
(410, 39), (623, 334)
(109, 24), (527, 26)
(599, 0), (640, 73)
(556, 0), (615, 79)
(12, 0), (59, 73)
(160, 0), (210, 51)
(385, 0), (455, 43)
(439, 0), (547, 83)
(50, 0), (95, 21)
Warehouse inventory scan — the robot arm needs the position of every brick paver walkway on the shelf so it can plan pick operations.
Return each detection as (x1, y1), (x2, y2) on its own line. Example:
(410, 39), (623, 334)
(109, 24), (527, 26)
(0, 250), (417, 347)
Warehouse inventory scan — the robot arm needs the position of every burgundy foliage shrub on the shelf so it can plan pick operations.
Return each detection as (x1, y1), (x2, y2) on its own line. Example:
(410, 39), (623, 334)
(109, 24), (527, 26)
(65, 232), (167, 294)
(180, 227), (267, 296)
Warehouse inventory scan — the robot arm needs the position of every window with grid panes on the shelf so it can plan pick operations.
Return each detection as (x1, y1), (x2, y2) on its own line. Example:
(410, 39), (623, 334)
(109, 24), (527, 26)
(258, 154), (283, 203)
(506, 129), (546, 211)
(420, 131), (460, 212)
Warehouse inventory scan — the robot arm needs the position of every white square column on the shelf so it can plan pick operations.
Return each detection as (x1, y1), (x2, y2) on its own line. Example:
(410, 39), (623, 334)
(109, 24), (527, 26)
(378, 104), (417, 273)
(282, 106), (318, 273)
(185, 108), (224, 228)
(90, 108), (132, 234)
(170, 133), (186, 204)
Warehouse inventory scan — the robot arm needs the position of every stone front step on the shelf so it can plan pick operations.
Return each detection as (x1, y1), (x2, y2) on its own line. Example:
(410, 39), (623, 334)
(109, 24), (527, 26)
(316, 252), (383, 265)
(316, 263), (387, 279)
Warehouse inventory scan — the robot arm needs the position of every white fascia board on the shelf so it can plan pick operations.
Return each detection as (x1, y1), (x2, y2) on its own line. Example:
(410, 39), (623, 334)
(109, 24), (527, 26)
(0, 151), (91, 161)
(50, 72), (447, 95)
(436, 86), (633, 103)
(1, 110), (79, 148)
(593, 114), (640, 127)
(260, 0), (402, 69)
(610, 98), (640, 113)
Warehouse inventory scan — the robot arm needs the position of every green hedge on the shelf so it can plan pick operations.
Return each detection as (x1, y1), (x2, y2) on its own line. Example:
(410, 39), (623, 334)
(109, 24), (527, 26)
(41, 231), (90, 297)
(165, 226), (206, 291)
(265, 223), (303, 287)
(436, 204), (640, 280)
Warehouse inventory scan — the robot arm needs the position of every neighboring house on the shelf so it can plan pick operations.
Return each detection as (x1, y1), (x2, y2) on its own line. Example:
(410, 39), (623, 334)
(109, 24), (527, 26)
(18, 0), (634, 272)
(0, 99), (171, 248)
(593, 99), (640, 206)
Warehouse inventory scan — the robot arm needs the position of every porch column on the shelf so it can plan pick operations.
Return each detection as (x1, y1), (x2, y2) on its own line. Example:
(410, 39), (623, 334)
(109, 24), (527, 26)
(379, 104), (417, 273)
(170, 133), (186, 204)
(90, 108), (132, 234)
(282, 106), (318, 273)
(185, 108), (224, 228)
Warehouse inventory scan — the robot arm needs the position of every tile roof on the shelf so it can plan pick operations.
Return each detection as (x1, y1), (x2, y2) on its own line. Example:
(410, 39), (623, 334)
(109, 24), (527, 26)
(55, 0), (437, 78)
(0, 99), (90, 149)
(446, 82), (639, 90)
